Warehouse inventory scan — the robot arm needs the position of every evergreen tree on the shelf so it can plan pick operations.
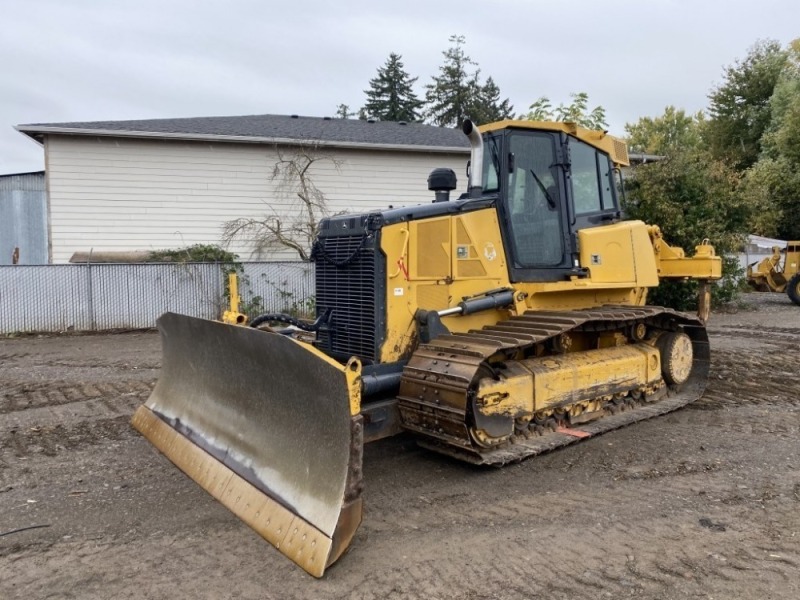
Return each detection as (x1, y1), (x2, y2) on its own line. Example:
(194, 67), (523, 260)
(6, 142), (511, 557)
(362, 53), (423, 122)
(335, 104), (356, 119)
(424, 35), (480, 127)
(468, 77), (514, 124)
(425, 35), (514, 127)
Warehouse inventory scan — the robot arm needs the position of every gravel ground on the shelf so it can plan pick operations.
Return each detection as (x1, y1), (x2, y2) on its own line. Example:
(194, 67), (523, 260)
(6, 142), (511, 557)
(1, 293), (798, 600)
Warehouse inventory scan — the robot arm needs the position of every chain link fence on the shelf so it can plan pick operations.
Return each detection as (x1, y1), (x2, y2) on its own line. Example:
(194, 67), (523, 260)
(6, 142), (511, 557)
(0, 261), (314, 334)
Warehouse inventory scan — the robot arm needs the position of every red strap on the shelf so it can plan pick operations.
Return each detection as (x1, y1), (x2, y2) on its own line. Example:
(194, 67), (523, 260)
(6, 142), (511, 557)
(555, 426), (592, 439)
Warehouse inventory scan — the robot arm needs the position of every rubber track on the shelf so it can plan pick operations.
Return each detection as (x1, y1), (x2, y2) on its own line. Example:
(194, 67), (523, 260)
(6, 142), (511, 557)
(397, 305), (709, 465)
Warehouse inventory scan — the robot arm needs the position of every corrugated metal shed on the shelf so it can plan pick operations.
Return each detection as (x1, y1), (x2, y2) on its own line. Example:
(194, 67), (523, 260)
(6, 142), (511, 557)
(0, 171), (48, 264)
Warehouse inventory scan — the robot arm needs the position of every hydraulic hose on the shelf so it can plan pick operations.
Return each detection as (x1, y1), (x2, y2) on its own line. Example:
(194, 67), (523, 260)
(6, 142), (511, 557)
(249, 309), (331, 332)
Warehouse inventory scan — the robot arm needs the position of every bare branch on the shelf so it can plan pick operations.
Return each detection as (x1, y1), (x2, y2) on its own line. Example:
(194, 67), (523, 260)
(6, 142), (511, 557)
(222, 142), (343, 261)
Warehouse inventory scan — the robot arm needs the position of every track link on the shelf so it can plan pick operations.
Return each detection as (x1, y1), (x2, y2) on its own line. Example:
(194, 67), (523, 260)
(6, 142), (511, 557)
(397, 305), (709, 465)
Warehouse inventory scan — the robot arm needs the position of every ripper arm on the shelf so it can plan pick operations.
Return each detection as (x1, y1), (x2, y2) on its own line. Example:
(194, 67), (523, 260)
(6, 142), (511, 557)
(647, 225), (723, 322)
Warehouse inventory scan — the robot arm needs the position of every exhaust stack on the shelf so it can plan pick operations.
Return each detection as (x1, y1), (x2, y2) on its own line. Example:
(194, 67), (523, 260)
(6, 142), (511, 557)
(462, 119), (483, 198)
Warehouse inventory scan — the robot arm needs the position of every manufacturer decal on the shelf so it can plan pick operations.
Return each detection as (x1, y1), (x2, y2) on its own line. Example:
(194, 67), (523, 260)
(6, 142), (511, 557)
(484, 242), (497, 261)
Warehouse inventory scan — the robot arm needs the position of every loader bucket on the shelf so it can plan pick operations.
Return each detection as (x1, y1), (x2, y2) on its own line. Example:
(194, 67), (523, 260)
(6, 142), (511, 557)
(131, 313), (364, 577)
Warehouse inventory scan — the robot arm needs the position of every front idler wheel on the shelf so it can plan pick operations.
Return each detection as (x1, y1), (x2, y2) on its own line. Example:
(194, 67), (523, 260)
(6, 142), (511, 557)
(656, 331), (694, 386)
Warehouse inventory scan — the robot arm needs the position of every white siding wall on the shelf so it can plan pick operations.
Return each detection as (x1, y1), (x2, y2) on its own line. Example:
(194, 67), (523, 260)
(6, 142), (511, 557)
(45, 135), (469, 263)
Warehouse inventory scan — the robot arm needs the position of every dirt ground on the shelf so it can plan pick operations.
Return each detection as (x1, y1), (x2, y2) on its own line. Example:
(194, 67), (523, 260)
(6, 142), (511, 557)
(1, 294), (798, 600)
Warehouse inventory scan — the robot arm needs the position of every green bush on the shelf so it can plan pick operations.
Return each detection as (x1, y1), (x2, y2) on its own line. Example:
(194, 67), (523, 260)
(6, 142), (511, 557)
(623, 149), (749, 311)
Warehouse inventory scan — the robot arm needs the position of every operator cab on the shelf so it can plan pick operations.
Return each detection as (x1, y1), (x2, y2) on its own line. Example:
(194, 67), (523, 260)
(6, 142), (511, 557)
(474, 122), (626, 283)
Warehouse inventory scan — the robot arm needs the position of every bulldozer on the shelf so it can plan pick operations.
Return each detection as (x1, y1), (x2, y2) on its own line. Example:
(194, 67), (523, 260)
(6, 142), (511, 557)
(746, 242), (800, 305)
(132, 119), (722, 577)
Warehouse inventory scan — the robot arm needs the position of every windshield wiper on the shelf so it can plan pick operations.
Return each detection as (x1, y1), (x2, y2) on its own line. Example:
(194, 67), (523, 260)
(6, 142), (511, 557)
(528, 169), (556, 209)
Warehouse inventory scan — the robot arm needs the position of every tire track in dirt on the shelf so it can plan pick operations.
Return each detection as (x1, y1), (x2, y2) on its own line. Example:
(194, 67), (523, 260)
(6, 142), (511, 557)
(695, 340), (800, 410)
(0, 350), (32, 362)
(0, 379), (153, 415)
(327, 515), (800, 600)
(0, 379), (148, 461)
(2, 305), (799, 599)
(353, 405), (800, 598)
(0, 414), (135, 460)
(709, 323), (800, 337)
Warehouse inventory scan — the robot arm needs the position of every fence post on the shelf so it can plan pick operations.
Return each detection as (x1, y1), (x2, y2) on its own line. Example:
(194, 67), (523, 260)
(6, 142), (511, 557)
(86, 259), (96, 331)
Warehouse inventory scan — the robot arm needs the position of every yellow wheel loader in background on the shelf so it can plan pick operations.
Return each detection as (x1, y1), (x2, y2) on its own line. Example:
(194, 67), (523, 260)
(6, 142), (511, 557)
(746, 243), (800, 305)
(132, 119), (722, 577)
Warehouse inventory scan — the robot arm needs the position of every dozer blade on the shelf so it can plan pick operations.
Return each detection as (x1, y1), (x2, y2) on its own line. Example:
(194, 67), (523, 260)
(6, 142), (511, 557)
(131, 312), (364, 577)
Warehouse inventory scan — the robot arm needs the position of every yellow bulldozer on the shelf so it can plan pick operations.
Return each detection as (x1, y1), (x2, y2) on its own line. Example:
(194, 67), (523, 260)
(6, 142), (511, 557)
(746, 243), (800, 305)
(132, 119), (722, 576)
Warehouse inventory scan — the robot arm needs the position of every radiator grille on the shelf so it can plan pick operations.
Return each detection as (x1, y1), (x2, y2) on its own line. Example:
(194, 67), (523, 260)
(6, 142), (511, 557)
(315, 234), (378, 362)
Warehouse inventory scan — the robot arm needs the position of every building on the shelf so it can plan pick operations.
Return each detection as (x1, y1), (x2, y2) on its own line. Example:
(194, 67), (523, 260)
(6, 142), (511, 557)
(0, 171), (48, 264)
(16, 115), (471, 263)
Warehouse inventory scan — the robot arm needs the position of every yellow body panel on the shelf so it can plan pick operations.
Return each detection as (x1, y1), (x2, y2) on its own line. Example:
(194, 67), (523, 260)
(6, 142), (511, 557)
(474, 343), (661, 418)
(480, 120), (630, 167)
(524, 344), (660, 412)
(378, 208), (717, 362)
(381, 209), (509, 362)
(788, 242), (800, 276)
(578, 221), (659, 286)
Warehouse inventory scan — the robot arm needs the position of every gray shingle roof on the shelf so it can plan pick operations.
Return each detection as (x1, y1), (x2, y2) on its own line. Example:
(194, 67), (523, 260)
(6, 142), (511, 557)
(17, 114), (471, 151)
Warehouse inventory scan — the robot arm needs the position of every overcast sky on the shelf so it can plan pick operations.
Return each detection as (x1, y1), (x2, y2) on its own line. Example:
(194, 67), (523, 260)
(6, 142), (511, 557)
(1, 0), (797, 174)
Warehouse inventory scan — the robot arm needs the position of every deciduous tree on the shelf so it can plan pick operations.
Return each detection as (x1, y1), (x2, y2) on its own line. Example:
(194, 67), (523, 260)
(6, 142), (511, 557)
(705, 39), (787, 170)
(222, 145), (341, 261)
(520, 92), (607, 130)
(739, 39), (800, 239)
(624, 106), (703, 155)
(623, 147), (750, 308)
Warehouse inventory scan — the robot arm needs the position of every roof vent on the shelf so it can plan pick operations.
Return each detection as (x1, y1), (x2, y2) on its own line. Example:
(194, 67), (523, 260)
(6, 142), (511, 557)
(323, 116), (332, 120)
(398, 121), (407, 126)
(367, 118), (376, 124)
(290, 114), (299, 119)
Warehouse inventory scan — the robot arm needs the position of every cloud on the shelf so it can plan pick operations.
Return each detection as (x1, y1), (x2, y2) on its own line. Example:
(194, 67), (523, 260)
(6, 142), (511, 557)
(1, 0), (797, 173)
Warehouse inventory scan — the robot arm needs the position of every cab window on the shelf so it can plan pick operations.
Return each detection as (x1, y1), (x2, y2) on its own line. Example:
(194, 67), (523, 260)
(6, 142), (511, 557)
(506, 133), (563, 267)
(570, 140), (601, 213)
(570, 139), (616, 214)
